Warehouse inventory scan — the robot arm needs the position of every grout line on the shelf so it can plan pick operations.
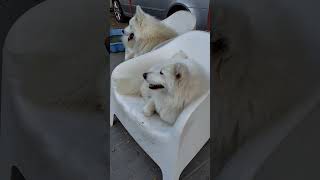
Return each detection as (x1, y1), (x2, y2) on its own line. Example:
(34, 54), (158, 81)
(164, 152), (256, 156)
(182, 158), (210, 180)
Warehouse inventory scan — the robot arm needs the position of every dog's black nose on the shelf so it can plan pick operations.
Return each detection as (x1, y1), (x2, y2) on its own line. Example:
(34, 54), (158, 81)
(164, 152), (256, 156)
(143, 73), (147, 79)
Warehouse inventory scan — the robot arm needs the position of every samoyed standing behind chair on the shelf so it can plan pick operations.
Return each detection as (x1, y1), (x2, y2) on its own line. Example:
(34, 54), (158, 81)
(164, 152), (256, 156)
(122, 6), (178, 60)
(140, 51), (209, 125)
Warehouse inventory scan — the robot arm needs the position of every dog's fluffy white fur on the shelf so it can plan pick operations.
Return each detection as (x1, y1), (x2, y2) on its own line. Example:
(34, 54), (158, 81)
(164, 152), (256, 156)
(139, 51), (208, 125)
(122, 6), (177, 60)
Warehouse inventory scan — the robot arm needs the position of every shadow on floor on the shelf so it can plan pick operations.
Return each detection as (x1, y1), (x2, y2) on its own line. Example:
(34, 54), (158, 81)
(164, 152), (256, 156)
(11, 166), (26, 180)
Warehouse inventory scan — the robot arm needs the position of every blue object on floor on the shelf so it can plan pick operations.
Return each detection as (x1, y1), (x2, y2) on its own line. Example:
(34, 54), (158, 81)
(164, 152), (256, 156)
(110, 28), (125, 53)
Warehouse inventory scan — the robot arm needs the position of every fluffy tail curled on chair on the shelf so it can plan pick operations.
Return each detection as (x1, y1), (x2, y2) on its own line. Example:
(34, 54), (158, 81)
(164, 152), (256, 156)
(114, 77), (143, 96)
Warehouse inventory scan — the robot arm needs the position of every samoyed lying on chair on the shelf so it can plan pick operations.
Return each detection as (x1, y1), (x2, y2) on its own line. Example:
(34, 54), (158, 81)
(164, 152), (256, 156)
(118, 51), (208, 125)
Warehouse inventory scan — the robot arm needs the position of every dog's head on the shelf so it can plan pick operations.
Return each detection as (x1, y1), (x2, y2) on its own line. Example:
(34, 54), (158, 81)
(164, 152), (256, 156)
(123, 6), (147, 41)
(143, 51), (190, 94)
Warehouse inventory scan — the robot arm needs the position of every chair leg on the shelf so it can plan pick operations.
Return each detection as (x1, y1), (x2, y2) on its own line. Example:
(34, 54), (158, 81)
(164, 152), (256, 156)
(110, 92), (115, 127)
(161, 165), (181, 180)
(110, 113), (115, 127)
(11, 166), (26, 180)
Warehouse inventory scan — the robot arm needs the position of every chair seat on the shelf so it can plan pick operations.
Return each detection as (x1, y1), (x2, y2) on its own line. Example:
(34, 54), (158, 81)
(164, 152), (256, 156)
(114, 92), (173, 138)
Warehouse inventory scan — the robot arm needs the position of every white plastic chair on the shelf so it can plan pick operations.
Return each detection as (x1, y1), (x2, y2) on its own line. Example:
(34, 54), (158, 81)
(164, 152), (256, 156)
(110, 31), (210, 180)
(124, 10), (196, 60)
(162, 10), (196, 35)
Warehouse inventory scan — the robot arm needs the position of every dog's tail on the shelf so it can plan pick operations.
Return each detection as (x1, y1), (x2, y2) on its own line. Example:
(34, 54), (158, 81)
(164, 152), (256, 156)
(114, 77), (143, 96)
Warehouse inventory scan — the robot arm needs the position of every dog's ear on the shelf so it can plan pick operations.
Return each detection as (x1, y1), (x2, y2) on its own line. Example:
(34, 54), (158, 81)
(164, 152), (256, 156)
(135, 5), (145, 23)
(174, 63), (188, 80)
(136, 5), (144, 14)
(172, 50), (189, 60)
(136, 5), (144, 17)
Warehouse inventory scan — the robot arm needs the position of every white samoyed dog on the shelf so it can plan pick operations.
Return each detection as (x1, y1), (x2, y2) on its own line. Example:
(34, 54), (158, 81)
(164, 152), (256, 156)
(122, 5), (178, 60)
(139, 51), (209, 125)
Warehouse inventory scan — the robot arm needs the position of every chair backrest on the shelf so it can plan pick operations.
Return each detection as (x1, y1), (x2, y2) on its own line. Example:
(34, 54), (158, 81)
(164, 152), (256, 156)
(113, 31), (210, 82)
(160, 31), (210, 78)
(162, 10), (196, 35)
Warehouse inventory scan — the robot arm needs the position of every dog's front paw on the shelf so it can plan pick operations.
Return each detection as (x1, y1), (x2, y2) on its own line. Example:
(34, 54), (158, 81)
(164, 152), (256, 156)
(143, 109), (153, 117)
(143, 100), (155, 117)
(143, 108), (154, 117)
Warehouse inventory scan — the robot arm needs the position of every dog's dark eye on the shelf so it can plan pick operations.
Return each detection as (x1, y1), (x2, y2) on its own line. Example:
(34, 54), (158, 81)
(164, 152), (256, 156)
(160, 71), (163, 75)
(128, 33), (134, 41)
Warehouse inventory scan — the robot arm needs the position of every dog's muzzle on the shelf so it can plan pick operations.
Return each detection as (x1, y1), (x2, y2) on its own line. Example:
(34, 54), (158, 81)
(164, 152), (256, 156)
(143, 73), (164, 90)
(122, 29), (134, 41)
(148, 84), (165, 90)
(128, 33), (134, 41)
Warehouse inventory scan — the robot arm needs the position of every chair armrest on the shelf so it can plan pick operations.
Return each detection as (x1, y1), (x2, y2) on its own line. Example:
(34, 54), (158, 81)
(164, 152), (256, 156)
(174, 91), (210, 135)
(172, 92), (210, 171)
